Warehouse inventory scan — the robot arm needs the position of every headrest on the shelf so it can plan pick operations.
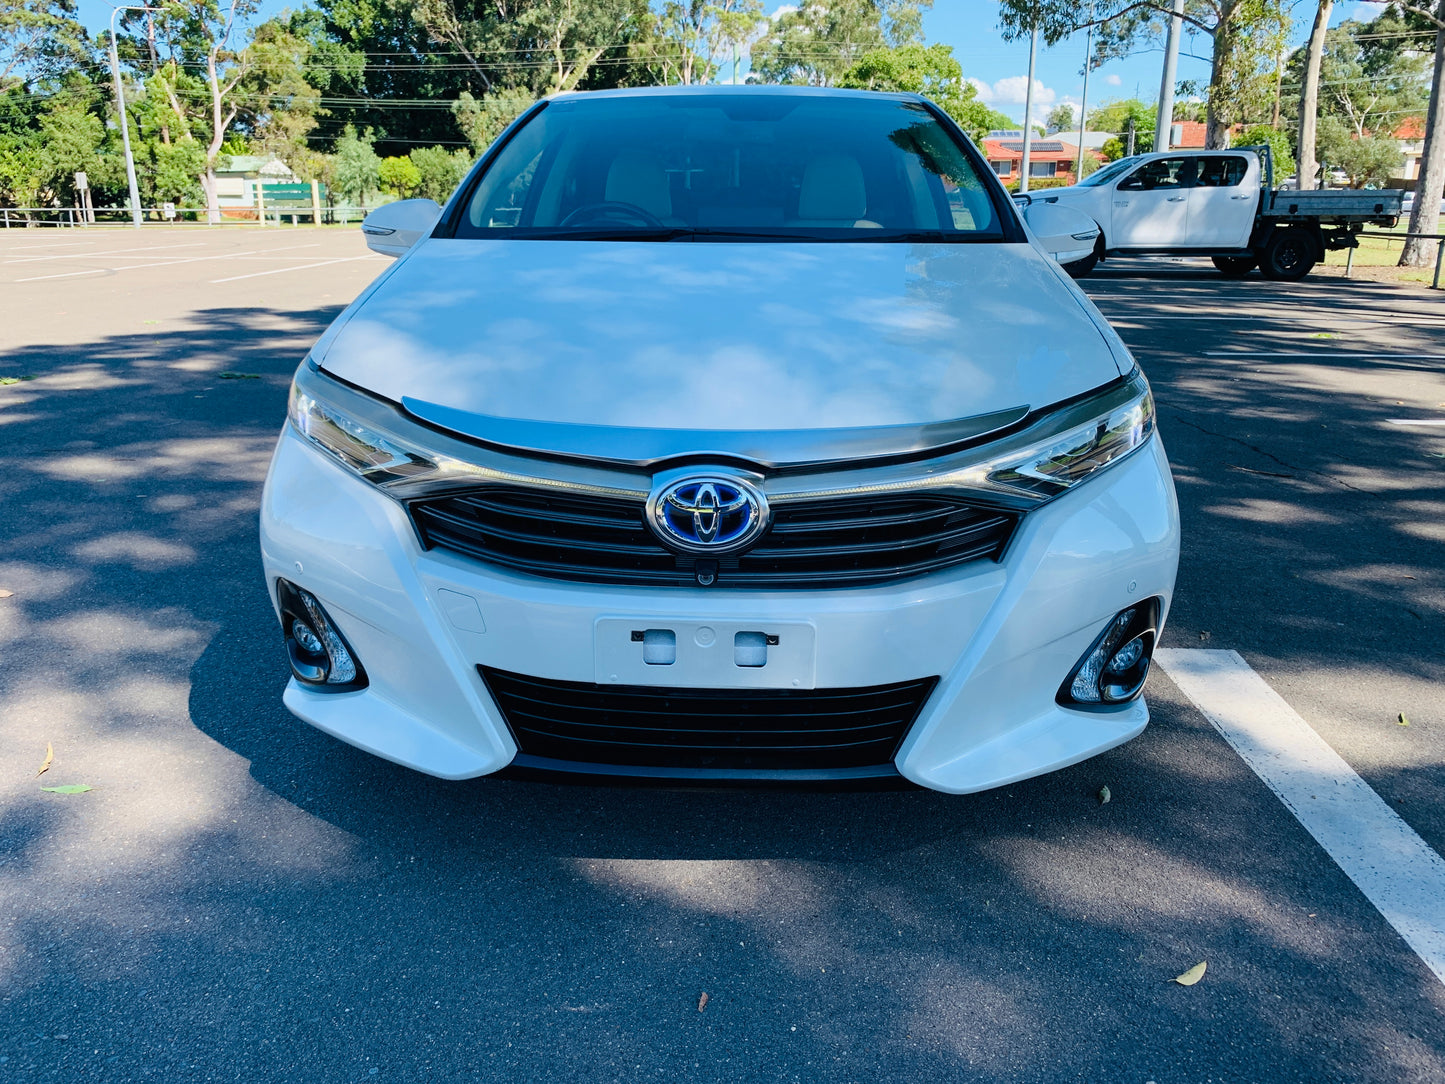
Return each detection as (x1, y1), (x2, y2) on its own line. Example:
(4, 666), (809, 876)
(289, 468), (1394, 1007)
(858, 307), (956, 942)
(797, 155), (867, 221)
(605, 152), (671, 218)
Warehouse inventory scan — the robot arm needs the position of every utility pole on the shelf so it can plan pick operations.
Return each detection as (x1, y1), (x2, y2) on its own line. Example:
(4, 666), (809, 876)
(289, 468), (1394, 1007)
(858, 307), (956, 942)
(108, 5), (156, 228)
(1127, 116), (1136, 156)
(1076, 6), (1095, 179)
(1154, 0), (1184, 152)
(1019, 22), (1040, 194)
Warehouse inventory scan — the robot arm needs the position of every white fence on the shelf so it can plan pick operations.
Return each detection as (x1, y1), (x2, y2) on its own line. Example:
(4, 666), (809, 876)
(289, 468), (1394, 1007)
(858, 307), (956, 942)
(1, 206), (375, 228)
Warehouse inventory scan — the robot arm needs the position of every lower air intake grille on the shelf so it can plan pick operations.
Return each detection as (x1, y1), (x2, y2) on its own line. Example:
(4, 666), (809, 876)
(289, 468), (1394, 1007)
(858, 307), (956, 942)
(410, 487), (1016, 588)
(481, 668), (938, 773)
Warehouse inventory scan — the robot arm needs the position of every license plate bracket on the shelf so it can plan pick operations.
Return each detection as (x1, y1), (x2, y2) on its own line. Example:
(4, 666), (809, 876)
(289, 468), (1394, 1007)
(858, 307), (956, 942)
(594, 617), (817, 689)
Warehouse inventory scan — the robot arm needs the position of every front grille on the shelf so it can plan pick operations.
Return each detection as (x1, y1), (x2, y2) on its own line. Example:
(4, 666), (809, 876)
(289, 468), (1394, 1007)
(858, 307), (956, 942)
(481, 668), (938, 773)
(411, 486), (1015, 588)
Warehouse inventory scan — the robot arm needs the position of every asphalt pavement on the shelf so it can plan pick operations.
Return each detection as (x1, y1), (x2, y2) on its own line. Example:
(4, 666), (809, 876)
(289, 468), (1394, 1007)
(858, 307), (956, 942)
(1, 229), (1443, 1083)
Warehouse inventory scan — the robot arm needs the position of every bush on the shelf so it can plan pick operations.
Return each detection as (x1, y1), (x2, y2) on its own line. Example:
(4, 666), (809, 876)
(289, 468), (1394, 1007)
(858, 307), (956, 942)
(408, 146), (473, 204)
(1233, 125), (1295, 182)
(378, 155), (422, 197)
(1005, 176), (1071, 192)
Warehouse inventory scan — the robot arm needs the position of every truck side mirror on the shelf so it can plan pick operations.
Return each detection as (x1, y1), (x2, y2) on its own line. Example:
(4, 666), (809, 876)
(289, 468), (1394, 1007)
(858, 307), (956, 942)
(361, 199), (443, 258)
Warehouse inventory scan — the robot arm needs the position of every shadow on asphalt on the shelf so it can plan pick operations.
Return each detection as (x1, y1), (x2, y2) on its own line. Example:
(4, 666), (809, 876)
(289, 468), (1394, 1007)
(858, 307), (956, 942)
(2, 292), (1444, 1081)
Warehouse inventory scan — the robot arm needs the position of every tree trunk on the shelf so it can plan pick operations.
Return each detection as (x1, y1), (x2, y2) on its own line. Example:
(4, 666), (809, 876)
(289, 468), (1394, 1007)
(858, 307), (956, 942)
(1402, 16), (1445, 267)
(1204, 15), (1234, 149)
(200, 169), (220, 226)
(1297, 0), (1332, 191)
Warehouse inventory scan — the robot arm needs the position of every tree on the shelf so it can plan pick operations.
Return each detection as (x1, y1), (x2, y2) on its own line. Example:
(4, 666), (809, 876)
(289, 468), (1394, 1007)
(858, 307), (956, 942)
(1047, 103), (1075, 131)
(750, 0), (932, 86)
(1, 0), (89, 90)
(1232, 122), (1293, 177)
(452, 89), (534, 154)
(1316, 116), (1403, 187)
(409, 144), (472, 202)
(116, 2), (318, 222)
(333, 123), (380, 207)
(654, 0), (763, 84)
(378, 153), (422, 196)
(837, 43), (1008, 141)
(1088, 96), (1155, 152)
(1296, 0), (1331, 189)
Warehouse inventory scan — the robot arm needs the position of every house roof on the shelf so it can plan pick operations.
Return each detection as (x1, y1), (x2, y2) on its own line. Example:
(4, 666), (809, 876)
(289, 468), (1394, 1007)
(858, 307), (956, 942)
(982, 138), (1088, 162)
(1396, 116), (1426, 140)
(218, 155), (297, 178)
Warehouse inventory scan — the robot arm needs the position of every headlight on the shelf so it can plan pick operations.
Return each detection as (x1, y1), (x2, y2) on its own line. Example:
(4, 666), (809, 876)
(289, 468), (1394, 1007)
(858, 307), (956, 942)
(977, 385), (1154, 500)
(288, 381), (439, 485)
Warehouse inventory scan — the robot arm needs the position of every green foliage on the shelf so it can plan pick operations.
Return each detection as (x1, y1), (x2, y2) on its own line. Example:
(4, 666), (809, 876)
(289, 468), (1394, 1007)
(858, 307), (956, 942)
(1087, 97), (1155, 139)
(1046, 104), (1075, 132)
(408, 144), (472, 203)
(148, 139), (206, 203)
(453, 89), (535, 155)
(838, 44), (1013, 144)
(0, 131), (43, 204)
(654, 0), (763, 84)
(751, 0), (932, 86)
(1003, 175), (1071, 192)
(1316, 115), (1403, 187)
(378, 153), (422, 196)
(333, 123), (380, 206)
(1, 0), (90, 89)
(1233, 124), (1294, 179)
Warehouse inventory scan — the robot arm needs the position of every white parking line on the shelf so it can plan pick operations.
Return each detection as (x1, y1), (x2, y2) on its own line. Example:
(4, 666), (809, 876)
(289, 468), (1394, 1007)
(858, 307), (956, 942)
(1, 242), (208, 263)
(210, 256), (379, 283)
(1156, 649), (1445, 987)
(15, 268), (109, 283)
(1203, 351), (1445, 359)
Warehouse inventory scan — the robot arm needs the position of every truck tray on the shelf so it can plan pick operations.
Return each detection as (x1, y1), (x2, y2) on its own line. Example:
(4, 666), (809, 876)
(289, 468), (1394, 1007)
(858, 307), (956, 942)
(1265, 188), (1403, 220)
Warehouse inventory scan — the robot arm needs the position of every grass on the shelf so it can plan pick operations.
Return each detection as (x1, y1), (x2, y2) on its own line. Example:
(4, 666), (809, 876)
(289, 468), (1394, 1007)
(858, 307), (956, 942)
(1317, 224), (1444, 288)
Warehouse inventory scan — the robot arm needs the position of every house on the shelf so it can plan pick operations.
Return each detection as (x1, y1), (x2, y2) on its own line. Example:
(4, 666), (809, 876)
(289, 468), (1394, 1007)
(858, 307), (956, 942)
(982, 136), (1103, 186)
(1167, 121), (1207, 149)
(212, 155), (298, 212)
(1395, 117), (1425, 183)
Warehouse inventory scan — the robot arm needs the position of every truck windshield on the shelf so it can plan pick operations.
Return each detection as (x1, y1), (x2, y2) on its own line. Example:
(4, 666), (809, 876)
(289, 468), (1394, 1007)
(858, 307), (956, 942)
(457, 92), (1005, 242)
(1077, 157), (1139, 187)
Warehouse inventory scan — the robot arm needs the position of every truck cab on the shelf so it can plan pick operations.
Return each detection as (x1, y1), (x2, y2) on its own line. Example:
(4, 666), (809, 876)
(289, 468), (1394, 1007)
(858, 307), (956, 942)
(1020, 147), (1400, 281)
(1042, 149), (1262, 255)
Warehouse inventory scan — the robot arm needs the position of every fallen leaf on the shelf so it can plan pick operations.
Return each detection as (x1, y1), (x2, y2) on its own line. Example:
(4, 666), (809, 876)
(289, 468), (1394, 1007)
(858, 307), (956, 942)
(0, 589), (13, 598)
(40, 784), (92, 795)
(218, 371), (261, 380)
(1097, 785), (1111, 805)
(1309, 332), (1338, 339)
(1199, 630), (1211, 641)
(1174, 961), (1207, 986)
(37, 743), (52, 777)
(0, 376), (35, 385)
(697, 992), (709, 1012)
(1398, 713), (1410, 727)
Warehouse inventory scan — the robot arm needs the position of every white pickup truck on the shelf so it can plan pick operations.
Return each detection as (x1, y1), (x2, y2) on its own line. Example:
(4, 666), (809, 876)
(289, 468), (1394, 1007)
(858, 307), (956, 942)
(1016, 146), (1403, 281)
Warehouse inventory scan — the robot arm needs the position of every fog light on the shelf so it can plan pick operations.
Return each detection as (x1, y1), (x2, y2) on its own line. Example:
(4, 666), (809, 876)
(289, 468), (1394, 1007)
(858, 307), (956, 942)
(275, 579), (367, 691)
(291, 619), (324, 655)
(1059, 599), (1160, 710)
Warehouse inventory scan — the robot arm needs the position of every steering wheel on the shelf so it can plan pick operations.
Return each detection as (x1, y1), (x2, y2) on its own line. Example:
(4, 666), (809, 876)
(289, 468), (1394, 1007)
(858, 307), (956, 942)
(560, 201), (665, 228)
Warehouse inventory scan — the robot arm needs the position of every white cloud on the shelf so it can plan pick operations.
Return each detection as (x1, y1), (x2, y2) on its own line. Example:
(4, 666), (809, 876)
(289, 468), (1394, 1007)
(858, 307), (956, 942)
(1104, 73), (1122, 86)
(970, 76), (1057, 111)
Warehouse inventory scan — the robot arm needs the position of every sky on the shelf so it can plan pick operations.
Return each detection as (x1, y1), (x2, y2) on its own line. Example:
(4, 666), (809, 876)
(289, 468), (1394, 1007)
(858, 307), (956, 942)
(73, 0), (1383, 128)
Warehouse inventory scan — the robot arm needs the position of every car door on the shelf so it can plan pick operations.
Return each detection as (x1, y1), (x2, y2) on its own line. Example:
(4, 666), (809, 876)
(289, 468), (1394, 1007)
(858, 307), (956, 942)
(1109, 157), (1195, 247)
(1187, 154), (1257, 247)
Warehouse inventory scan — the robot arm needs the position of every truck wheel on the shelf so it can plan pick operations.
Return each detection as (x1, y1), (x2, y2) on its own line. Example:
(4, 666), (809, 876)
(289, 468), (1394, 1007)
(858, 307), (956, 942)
(1259, 230), (1317, 281)
(1212, 256), (1256, 278)
(1063, 235), (1104, 279)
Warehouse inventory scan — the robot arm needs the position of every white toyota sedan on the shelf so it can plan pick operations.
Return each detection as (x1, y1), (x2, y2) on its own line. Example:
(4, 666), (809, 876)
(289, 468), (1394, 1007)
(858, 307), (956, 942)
(260, 86), (1179, 793)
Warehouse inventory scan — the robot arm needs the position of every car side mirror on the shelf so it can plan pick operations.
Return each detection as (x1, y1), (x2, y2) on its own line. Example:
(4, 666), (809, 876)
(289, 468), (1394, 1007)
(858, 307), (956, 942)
(1020, 201), (1101, 266)
(361, 199), (443, 258)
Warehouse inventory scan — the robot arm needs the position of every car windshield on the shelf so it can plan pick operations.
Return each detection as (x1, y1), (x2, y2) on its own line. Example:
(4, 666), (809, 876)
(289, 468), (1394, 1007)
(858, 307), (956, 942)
(457, 92), (1005, 242)
(1076, 157), (1139, 187)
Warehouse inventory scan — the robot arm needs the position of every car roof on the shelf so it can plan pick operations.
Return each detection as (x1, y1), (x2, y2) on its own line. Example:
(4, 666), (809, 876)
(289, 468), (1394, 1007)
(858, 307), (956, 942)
(548, 85), (927, 105)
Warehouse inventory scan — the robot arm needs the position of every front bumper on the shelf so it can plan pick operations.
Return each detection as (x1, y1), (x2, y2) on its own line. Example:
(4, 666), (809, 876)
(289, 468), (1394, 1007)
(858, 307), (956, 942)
(259, 428), (1179, 794)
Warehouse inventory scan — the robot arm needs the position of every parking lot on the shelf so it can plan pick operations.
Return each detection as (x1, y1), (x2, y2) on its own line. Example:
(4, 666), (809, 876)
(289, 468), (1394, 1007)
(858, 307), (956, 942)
(2, 227), (1444, 1082)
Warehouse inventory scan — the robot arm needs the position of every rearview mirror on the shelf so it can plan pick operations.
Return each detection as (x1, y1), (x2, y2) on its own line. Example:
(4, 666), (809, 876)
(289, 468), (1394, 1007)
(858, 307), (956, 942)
(1019, 201), (1100, 266)
(361, 199), (443, 258)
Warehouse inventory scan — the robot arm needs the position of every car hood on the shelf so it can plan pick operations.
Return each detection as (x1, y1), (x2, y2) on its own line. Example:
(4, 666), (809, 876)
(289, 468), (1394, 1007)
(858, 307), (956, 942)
(318, 239), (1129, 467)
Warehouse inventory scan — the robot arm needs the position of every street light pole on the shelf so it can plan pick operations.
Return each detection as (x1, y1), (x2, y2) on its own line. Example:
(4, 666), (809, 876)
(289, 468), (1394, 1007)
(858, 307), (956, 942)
(1154, 0), (1184, 152)
(1019, 21), (1040, 195)
(108, 5), (155, 228)
(1076, 6), (1095, 179)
